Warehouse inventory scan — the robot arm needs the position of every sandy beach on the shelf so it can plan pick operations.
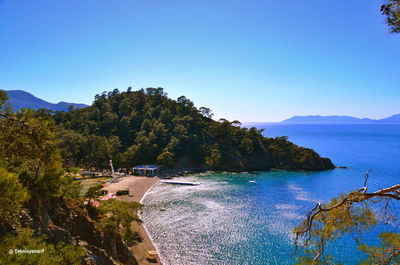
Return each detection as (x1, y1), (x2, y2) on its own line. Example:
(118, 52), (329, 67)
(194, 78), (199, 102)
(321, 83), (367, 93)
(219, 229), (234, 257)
(104, 176), (162, 264)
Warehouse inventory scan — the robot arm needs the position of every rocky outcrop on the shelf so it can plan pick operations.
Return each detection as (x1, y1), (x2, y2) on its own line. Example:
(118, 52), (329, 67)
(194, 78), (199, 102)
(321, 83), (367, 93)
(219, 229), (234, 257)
(25, 198), (138, 265)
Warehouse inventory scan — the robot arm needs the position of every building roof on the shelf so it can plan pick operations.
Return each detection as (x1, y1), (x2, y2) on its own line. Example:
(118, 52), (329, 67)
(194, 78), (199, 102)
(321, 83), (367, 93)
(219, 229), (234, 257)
(132, 165), (160, 170)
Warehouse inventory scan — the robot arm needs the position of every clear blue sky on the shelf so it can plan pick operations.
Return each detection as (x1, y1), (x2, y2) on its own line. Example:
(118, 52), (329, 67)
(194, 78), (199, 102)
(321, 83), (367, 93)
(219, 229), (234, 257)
(0, 0), (399, 122)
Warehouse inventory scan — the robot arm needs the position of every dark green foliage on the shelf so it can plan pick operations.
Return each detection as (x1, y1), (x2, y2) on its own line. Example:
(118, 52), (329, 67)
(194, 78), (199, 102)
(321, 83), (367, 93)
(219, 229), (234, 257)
(0, 98), (86, 264)
(0, 229), (84, 265)
(268, 136), (334, 170)
(68, 167), (80, 176)
(0, 109), (66, 199)
(382, 0), (400, 33)
(58, 129), (121, 169)
(84, 184), (103, 205)
(59, 175), (82, 199)
(123, 229), (141, 245)
(0, 169), (29, 225)
(0, 90), (8, 107)
(98, 199), (142, 242)
(156, 151), (175, 168)
(55, 88), (334, 171)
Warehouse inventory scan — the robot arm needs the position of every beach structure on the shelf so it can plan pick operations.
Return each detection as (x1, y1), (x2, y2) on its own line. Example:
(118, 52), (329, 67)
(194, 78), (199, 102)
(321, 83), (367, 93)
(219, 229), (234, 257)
(109, 159), (116, 178)
(132, 165), (160, 176)
(159, 180), (202, 186)
(147, 250), (158, 263)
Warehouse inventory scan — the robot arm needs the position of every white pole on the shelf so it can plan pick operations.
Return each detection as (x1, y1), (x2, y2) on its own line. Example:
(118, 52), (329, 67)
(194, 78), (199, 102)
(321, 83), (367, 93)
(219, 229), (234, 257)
(109, 159), (115, 178)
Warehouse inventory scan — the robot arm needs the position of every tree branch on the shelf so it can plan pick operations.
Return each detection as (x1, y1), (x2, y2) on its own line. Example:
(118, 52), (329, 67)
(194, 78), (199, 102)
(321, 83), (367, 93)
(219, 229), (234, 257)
(293, 177), (400, 263)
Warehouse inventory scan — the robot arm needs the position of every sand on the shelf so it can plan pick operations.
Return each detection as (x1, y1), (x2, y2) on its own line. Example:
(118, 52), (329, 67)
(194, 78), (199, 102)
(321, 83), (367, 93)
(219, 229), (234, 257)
(104, 176), (162, 264)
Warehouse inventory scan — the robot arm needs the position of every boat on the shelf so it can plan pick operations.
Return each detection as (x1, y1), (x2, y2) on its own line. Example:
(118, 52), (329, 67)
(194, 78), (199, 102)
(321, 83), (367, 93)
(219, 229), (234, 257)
(159, 180), (202, 186)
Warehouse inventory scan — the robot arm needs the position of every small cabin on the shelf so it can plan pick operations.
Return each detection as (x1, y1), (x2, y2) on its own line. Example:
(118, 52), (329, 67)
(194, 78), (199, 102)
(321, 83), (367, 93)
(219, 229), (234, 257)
(132, 165), (160, 176)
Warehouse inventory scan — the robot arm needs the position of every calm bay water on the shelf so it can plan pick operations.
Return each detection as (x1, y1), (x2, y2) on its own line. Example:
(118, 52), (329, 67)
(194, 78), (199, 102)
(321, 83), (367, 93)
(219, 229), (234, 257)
(141, 124), (400, 265)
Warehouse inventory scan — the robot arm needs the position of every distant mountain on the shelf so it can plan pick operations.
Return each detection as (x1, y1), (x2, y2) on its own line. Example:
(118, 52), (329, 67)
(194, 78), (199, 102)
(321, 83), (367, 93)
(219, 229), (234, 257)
(379, 114), (400, 123)
(2, 90), (88, 111)
(282, 115), (400, 124)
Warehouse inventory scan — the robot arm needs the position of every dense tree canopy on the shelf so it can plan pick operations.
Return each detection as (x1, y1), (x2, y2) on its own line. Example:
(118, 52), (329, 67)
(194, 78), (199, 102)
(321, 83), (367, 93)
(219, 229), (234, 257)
(0, 109), (65, 199)
(0, 110), (86, 264)
(0, 229), (84, 265)
(0, 100), (142, 264)
(54, 88), (334, 171)
(0, 169), (29, 225)
(98, 199), (142, 242)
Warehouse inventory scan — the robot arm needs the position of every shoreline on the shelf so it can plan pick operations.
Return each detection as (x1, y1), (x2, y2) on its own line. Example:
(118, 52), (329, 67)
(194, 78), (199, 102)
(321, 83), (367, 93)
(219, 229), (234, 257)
(104, 176), (163, 264)
(138, 185), (165, 265)
(131, 179), (163, 265)
(105, 167), (339, 265)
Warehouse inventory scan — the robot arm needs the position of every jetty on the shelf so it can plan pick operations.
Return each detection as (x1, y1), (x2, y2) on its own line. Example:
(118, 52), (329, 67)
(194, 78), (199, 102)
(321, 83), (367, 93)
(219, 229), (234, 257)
(159, 180), (202, 186)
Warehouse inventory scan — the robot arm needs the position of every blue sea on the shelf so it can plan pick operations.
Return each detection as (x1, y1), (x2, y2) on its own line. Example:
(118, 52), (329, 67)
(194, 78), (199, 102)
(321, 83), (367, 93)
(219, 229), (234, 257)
(141, 124), (400, 265)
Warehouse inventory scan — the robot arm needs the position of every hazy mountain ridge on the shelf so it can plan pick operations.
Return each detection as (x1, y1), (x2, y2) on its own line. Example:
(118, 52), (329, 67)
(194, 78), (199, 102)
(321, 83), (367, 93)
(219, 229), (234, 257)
(2, 90), (88, 111)
(282, 114), (400, 124)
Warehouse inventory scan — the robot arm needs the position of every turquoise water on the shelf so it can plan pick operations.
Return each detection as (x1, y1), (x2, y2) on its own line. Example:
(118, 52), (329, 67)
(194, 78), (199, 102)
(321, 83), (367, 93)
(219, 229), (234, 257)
(141, 124), (400, 265)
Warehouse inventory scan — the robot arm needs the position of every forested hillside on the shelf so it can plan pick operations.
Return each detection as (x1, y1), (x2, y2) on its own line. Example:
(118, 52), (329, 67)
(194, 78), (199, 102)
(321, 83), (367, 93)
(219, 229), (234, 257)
(55, 88), (334, 171)
(0, 91), (140, 265)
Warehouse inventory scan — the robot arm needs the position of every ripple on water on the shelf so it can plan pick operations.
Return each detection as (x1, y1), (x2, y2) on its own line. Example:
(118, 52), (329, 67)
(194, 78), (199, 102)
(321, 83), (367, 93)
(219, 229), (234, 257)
(141, 174), (303, 265)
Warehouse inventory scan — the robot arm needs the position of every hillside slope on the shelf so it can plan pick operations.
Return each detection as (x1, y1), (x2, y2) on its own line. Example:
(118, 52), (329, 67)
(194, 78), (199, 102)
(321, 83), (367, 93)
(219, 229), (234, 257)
(55, 88), (335, 171)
